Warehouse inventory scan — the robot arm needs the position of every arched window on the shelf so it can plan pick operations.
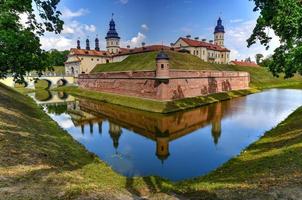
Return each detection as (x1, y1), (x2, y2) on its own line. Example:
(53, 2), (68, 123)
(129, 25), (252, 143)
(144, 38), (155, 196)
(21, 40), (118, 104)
(161, 64), (164, 69)
(71, 67), (74, 74)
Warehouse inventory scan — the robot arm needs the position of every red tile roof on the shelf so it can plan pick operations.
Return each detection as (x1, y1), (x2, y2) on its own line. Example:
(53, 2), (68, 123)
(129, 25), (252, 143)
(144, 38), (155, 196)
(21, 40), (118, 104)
(70, 48), (108, 56)
(231, 60), (259, 67)
(179, 37), (230, 52)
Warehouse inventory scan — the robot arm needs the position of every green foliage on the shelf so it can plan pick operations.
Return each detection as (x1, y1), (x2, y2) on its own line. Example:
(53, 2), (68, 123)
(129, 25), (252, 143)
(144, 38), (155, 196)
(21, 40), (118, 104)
(247, 0), (302, 78)
(0, 0), (63, 83)
(46, 104), (67, 115)
(255, 54), (263, 65)
(45, 49), (69, 67)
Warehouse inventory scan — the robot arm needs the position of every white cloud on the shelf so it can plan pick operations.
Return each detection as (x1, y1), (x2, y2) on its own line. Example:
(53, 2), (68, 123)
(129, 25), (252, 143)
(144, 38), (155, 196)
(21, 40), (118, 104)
(40, 36), (73, 51)
(40, 7), (97, 51)
(62, 8), (89, 19)
(225, 20), (280, 61)
(84, 24), (96, 32)
(19, 13), (29, 27)
(141, 24), (149, 31)
(230, 19), (244, 23)
(119, 0), (129, 4)
(122, 32), (146, 48)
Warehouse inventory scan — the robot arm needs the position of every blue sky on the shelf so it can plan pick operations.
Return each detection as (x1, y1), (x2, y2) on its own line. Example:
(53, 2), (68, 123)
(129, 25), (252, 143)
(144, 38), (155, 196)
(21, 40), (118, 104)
(36, 0), (280, 61)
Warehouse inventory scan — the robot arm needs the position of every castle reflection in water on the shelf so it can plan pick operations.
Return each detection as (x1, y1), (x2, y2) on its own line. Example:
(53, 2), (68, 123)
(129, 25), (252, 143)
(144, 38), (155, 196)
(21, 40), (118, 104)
(43, 93), (237, 163)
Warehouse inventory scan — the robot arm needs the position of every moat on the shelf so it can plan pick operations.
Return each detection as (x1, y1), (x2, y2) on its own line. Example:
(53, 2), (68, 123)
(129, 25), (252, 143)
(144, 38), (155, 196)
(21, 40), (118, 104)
(30, 89), (302, 181)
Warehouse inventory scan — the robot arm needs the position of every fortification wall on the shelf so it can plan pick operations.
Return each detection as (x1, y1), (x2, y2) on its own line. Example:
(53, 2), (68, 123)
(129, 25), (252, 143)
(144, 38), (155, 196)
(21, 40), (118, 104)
(78, 70), (250, 101)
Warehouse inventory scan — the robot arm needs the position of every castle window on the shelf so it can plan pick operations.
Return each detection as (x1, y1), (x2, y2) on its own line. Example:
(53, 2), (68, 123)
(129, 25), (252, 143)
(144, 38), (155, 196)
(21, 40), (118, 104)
(222, 54), (224, 58)
(97, 59), (99, 61)
(161, 64), (164, 69)
(81, 58), (83, 60)
(91, 58), (94, 61)
(196, 51), (199, 55)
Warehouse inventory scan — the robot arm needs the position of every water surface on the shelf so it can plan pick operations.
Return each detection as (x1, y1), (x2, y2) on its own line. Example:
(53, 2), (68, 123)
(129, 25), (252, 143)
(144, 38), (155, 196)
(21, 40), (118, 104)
(30, 89), (302, 181)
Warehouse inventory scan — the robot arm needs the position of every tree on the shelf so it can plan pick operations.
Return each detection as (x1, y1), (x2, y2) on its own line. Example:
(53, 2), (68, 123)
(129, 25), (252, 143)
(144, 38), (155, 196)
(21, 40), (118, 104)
(255, 54), (264, 65)
(247, 0), (302, 78)
(260, 55), (273, 68)
(0, 0), (63, 83)
(45, 49), (69, 67)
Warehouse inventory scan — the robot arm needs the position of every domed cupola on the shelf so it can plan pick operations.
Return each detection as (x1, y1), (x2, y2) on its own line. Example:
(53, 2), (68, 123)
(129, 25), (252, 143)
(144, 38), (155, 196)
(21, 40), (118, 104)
(105, 18), (120, 39)
(156, 50), (170, 61)
(214, 17), (225, 47)
(105, 14), (121, 54)
(214, 17), (225, 34)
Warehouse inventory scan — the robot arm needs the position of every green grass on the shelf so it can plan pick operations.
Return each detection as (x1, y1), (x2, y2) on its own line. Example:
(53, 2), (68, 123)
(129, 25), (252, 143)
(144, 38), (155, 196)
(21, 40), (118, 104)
(54, 86), (258, 113)
(1, 83), (302, 199)
(34, 79), (51, 90)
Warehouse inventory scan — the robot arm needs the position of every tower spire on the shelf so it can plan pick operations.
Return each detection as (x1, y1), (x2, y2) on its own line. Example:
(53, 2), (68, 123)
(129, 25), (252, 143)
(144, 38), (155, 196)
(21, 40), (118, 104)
(77, 37), (81, 49)
(95, 34), (100, 51)
(86, 37), (90, 50)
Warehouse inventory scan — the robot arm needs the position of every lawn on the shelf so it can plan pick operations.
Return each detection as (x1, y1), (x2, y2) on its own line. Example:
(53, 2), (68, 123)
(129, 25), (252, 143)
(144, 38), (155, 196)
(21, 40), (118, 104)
(1, 83), (302, 199)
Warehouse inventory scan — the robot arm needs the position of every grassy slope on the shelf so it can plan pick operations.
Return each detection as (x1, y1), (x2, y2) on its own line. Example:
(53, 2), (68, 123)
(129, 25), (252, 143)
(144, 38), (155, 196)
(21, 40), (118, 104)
(1, 84), (302, 199)
(92, 51), (302, 89)
(0, 84), (132, 199)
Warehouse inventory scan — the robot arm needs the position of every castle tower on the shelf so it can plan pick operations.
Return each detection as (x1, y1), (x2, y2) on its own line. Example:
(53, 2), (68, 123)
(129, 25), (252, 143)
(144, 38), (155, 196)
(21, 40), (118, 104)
(214, 17), (225, 47)
(77, 39), (81, 49)
(86, 38), (90, 50)
(105, 14), (120, 54)
(155, 50), (170, 78)
(95, 35), (100, 51)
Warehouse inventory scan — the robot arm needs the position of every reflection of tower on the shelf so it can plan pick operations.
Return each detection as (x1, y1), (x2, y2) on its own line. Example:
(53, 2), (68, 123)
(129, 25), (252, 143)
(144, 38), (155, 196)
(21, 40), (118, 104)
(211, 103), (222, 145)
(211, 119), (221, 145)
(81, 125), (84, 134)
(98, 122), (102, 134)
(89, 122), (93, 134)
(156, 136), (170, 164)
(109, 122), (122, 149)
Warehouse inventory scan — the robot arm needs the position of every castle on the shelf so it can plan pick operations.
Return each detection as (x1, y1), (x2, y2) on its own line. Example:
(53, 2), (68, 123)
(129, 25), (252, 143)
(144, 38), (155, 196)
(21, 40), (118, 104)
(64, 17), (230, 77)
(70, 16), (249, 101)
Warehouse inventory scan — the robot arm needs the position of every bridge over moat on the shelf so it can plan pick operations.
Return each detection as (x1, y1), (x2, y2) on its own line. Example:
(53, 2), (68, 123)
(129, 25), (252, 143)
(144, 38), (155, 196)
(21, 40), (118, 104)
(0, 73), (75, 89)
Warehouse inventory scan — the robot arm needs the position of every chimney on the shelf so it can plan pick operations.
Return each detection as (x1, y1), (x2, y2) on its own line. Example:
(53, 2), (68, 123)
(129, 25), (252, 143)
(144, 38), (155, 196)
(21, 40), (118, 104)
(194, 37), (199, 40)
(202, 39), (207, 42)
(77, 39), (81, 49)
(186, 35), (191, 39)
(209, 40), (213, 44)
(86, 38), (90, 50)
(127, 45), (130, 49)
(95, 36), (100, 51)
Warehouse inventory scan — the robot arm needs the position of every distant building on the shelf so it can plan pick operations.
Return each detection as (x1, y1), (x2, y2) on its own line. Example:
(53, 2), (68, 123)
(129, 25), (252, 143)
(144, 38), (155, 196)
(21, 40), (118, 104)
(171, 17), (230, 64)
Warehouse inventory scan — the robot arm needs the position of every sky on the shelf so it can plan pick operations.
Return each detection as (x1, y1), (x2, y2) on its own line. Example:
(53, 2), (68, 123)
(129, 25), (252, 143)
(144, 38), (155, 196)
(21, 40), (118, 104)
(32, 0), (280, 61)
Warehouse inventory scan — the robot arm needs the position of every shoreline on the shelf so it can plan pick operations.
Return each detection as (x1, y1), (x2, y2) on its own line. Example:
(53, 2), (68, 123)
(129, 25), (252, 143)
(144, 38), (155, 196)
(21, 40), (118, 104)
(1, 83), (302, 199)
(53, 86), (260, 113)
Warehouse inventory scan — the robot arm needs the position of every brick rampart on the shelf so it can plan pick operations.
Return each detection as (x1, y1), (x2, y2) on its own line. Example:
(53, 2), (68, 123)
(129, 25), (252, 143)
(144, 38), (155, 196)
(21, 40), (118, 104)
(78, 70), (250, 101)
